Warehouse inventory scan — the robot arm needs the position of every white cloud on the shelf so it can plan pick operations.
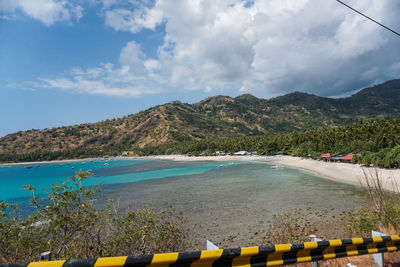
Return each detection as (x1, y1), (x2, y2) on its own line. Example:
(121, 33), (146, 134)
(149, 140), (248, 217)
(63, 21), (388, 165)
(104, 1), (163, 33)
(35, 0), (400, 97)
(39, 42), (164, 97)
(119, 41), (147, 76)
(0, 0), (83, 25)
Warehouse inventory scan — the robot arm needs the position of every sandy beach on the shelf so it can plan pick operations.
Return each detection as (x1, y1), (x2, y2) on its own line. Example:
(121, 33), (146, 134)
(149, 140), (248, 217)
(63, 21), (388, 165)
(146, 154), (400, 192)
(2, 154), (400, 192)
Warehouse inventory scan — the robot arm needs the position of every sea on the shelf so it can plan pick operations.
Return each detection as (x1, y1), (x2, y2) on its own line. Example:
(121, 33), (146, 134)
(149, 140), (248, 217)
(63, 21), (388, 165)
(0, 158), (365, 247)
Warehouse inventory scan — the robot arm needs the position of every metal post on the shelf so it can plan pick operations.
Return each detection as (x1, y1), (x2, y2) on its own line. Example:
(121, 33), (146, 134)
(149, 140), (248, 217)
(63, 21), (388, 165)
(206, 240), (219, 250)
(309, 235), (320, 267)
(40, 251), (51, 261)
(372, 230), (389, 267)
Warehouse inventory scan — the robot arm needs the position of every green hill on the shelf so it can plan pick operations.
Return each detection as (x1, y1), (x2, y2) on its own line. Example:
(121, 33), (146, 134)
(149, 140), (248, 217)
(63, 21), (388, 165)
(1, 79), (400, 162)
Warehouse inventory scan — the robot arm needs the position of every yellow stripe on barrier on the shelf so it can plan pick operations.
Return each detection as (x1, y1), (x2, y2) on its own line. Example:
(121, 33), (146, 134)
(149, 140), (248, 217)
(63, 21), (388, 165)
(191, 249), (223, 267)
(372, 236), (383, 243)
(94, 256), (127, 267)
(28, 261), (66, 267)
(266, 244), (291, 266)
(322, 246), (336, 260)
(151, 252), (179, 267)
(346, 244), (359, 256)
(366, 242), (378, 254)
(232, 247), (258, 267)
(4, 235), (400, 267)
(329, 239), (342, 247)
(303, 241), (318, 250)
(273, 244), (291, 253)
(351, 238), (364, 245)
(296, 249), (311, 263)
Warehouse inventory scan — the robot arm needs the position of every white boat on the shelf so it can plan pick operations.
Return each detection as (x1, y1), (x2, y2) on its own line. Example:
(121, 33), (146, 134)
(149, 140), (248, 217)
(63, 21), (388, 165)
(271, 164), (284, 169)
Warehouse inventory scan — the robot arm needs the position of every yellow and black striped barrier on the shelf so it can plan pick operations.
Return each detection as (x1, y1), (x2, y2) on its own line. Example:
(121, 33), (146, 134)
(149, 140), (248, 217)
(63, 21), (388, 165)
(2, 235), (400, 267)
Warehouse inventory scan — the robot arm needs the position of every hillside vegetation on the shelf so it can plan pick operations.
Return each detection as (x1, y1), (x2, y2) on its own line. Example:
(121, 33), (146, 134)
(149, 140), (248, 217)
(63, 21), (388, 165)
(142, 118), (400, 168)
(0, 79), (400, 162)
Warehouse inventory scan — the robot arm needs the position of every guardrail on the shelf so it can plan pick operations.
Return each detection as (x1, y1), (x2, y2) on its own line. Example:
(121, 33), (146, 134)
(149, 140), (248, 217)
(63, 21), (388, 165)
(2, 235), (400, 267)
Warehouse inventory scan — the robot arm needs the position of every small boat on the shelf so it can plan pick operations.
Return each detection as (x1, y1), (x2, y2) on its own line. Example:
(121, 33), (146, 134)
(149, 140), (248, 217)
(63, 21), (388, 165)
(104, 163), (110, 166)
(71, 167), (75, 170)
(25, 166), (33, 169)
(271, 164), (284, 169)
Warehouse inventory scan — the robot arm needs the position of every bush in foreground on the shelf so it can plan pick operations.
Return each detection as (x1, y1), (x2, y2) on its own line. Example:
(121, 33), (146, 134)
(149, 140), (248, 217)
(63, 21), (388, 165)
(0, 171), (189, 263)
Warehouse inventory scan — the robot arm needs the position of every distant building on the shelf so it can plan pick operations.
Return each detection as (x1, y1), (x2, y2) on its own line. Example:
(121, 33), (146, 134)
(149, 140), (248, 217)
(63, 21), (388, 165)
(320, 153), (331, 161)
(339, 153), (360, 162)
(329, 153), (347, 162)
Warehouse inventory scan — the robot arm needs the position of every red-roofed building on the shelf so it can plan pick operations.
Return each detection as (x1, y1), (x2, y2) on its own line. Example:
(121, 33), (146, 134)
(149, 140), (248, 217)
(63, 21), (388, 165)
(339, 153), (354, 162)
(320, 153), (331, 161)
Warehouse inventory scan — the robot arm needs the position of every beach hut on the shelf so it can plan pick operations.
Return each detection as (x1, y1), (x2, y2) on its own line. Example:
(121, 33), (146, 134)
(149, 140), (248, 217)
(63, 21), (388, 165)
(339, 153), (354, 163)
(330, 153), (346, 162)
(320, 153), (331, 161)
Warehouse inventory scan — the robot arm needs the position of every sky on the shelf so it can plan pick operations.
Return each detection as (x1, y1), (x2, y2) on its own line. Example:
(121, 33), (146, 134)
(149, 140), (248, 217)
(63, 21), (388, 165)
(0, 0), (400, 137)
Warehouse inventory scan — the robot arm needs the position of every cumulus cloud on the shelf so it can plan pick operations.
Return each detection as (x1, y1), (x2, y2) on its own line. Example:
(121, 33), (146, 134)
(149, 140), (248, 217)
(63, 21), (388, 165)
(0, 0), (83, 25)
(37, 0), (400, 97)
(40, 42), (164, 97)
(104, 0), (163, 33)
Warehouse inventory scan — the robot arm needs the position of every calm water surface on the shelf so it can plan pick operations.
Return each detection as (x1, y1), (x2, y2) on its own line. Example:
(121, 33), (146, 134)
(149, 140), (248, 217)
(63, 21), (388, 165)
(0, 158), (365, 247)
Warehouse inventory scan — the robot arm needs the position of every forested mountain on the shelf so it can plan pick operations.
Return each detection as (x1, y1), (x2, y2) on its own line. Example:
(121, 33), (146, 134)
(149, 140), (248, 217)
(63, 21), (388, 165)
(0, 79), (399, 162)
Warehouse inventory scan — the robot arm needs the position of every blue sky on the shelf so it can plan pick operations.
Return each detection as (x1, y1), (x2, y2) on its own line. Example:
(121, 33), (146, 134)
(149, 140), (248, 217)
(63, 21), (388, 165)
(0, 0), (399, 137)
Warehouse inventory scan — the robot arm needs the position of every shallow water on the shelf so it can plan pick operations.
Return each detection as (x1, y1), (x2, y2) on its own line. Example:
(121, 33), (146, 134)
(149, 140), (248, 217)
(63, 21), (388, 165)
(0, 158), (365, 247)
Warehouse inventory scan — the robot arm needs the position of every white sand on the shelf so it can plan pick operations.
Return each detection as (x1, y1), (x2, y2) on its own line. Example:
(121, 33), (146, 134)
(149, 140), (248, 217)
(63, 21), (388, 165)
(2, 154), (400, 192)
(146, 154), (400, 192)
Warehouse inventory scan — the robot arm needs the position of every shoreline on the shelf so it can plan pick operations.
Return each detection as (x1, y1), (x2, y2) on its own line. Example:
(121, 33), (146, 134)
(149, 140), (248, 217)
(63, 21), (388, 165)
(2, 154), (400, 192)
(144, 155), (400, 191)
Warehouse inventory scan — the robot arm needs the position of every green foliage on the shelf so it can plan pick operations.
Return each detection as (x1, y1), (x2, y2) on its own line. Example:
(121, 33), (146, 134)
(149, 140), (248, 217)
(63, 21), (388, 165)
(345, 168), (400, 236)
(1, 79), (400, 162)
(2, 118), (399, 168)
(263, 211), (310, 244)
(142, 118), (400, 168)
(0, 171), (188, 263)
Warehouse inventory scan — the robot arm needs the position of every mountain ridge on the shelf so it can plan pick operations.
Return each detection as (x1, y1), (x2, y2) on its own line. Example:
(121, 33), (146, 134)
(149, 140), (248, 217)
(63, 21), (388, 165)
(1, 79), (399, 157)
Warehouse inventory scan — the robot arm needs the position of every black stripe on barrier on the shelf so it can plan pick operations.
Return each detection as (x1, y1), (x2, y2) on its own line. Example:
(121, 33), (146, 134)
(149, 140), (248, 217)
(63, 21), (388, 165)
(356, 244), (368, 255)
(363, 237), (373, 243)
(382, 236), (392, 242)
(316, 240), (330, 249)
(249, 246), (275, 267)
(282, 243), (304, 265)
(170, 251), (201, 267)
(394, 241), (400, 250)
(1, 264), (28, 267)
(333, 245), (347, 258)
(63, 259), (97, 267)
(124, 255), (153, 267)
(309, 248), (324, 262)
(341, 238), (353, 245)
(212, 248), (241, 267)
(377, 243), (388, 253)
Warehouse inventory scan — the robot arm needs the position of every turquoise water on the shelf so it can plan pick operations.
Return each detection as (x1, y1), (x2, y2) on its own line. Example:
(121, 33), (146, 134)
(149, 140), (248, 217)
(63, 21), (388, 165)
(0, 158), (366, 246)
(0, 159), (245, 201)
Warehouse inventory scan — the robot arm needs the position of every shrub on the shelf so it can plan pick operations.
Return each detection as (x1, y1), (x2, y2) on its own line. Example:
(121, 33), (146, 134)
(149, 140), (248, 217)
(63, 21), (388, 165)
(0, 171), (189, 263)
